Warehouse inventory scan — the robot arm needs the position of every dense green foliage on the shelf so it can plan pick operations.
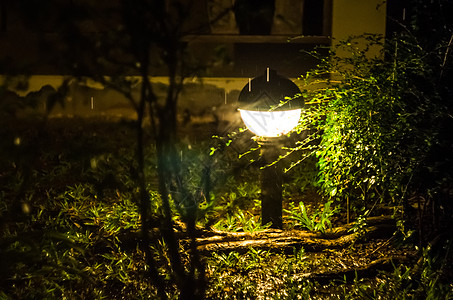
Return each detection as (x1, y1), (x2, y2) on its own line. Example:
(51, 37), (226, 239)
(294, 30), (453, 235)
(0, 119), (303, 298)
(284, 200), (337, 232)
(1, 119), (450, 299)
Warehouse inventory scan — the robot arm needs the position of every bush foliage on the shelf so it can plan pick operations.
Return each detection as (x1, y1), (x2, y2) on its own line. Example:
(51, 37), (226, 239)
(293, 31), (453, 232)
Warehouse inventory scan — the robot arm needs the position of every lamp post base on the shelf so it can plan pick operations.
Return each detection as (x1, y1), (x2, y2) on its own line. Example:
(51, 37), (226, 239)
(259, 137), (284, 229)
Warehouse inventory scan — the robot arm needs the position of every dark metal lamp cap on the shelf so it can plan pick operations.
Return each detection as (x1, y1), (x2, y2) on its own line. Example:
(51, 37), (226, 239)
(237, 69), (303, 111)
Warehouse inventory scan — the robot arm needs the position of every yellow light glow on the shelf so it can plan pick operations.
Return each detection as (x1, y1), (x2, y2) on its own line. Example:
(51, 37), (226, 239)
(239, 109), (301, 137)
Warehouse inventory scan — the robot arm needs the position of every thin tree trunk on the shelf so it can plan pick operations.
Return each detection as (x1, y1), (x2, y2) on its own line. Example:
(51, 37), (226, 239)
(137, 57), (168, 300)
(159, 46), (205, 299)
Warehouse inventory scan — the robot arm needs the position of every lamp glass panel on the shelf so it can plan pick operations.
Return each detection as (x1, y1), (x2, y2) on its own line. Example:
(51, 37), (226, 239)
(239, 109), (301, 137)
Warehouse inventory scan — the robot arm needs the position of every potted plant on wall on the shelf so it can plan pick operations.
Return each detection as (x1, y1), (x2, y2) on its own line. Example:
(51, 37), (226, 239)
(234, 0), (275, 35)
(207, 0), (239, 34)
(271, 0), (303, 35)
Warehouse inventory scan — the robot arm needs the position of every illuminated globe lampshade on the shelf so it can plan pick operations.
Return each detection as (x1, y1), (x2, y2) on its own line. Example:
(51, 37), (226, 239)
(239, 109), (302, 137)
(238, 69), (303, 137)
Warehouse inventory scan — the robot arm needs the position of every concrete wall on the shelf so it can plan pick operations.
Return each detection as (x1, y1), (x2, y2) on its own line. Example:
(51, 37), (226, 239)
(332, 0), (387, 56)
(332, 0), (386, 41)
(1, 75), (246, 137)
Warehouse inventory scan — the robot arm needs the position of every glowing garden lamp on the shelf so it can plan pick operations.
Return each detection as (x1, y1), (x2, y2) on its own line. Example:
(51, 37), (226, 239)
(238, 69), (303, 137)
(238, 69), (303, 229)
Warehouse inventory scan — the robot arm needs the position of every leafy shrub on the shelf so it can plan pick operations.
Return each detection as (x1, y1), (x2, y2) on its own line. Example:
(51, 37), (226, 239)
(284, 200), (338, 232)
(292, 32), (453, 228)
(213, 210), (270, 233)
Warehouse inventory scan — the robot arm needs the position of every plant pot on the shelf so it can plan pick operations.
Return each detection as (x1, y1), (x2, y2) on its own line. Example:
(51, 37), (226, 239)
(207, 0), (239, 34)
(271, 0), (303, 35)
(234, 0), (275, 35)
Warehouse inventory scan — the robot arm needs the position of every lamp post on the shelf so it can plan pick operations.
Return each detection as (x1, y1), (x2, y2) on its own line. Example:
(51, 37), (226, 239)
(238, 68), (303, 229)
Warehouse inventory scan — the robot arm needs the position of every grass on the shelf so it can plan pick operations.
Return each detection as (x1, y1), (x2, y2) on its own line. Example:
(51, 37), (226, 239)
(1, 117), (452, 299)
